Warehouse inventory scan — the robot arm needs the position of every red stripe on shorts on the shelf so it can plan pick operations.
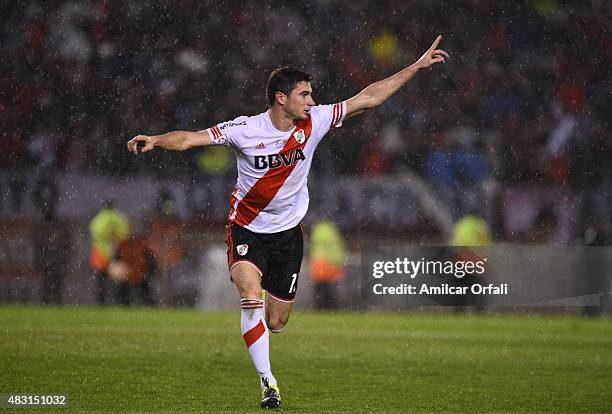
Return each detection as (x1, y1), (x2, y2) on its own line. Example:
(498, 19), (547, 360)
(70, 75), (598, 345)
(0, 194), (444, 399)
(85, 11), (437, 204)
(225, 222), (236, 267)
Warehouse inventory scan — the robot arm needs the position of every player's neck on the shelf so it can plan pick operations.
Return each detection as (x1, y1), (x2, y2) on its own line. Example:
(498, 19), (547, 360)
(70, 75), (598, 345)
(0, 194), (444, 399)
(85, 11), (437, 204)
(268, 107), (296, 132)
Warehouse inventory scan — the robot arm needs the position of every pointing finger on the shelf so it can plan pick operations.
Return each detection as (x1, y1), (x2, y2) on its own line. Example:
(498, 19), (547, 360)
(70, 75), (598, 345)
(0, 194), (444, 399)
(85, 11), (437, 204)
(429, 35), (442, 52)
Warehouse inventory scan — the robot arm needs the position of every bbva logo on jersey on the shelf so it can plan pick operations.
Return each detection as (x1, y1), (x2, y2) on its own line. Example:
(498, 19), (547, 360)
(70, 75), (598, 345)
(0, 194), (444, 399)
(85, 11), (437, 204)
(254, 148), (306, 170)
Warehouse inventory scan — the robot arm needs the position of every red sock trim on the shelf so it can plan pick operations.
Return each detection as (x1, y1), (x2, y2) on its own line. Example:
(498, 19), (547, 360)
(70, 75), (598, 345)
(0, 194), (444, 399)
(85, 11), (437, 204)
(243, 319), (266, 348)
(241, 299), (263, 309)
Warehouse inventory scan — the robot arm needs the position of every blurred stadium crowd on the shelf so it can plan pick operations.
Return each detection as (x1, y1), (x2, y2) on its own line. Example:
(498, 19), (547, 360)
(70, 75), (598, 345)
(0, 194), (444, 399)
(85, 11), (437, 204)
(1, 0), (611, 242)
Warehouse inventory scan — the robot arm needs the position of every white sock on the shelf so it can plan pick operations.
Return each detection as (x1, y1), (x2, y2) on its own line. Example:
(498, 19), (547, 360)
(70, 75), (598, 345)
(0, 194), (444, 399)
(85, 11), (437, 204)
(241, 298), (277, 388)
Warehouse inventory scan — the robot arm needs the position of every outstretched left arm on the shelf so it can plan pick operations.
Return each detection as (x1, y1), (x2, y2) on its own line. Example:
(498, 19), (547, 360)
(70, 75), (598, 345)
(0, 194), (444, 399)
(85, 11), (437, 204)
(345, 35), (449, 119)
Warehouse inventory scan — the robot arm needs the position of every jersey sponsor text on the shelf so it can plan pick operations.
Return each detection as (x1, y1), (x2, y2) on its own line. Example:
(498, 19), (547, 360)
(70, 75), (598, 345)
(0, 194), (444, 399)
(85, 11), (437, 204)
(254, 148), (306, 170)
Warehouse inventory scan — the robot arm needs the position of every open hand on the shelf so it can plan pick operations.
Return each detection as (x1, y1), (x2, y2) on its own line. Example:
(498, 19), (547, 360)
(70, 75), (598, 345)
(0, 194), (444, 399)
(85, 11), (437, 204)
(415, 35), (449, 70)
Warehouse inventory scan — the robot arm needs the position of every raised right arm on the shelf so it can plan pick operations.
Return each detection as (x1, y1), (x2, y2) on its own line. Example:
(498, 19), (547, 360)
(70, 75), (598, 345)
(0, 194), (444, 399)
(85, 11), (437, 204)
(127, 130), (213, 154)
(344, 35), (448, 120)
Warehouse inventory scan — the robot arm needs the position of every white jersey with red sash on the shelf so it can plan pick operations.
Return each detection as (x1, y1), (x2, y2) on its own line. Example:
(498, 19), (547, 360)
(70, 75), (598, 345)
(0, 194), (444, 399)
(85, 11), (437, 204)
(206, 102), (347, 234)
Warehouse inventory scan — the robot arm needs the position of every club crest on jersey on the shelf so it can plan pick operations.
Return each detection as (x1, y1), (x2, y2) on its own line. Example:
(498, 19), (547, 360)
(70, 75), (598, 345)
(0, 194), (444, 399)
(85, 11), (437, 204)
(293, 129), (306, 144)
(254, 148), (306, 170)
(236, 244), (249, 256)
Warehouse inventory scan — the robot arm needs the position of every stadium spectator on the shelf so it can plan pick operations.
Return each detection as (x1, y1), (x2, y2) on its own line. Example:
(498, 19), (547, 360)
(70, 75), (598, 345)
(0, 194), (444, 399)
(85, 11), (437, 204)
(112, 230), (157, 306)
(89, 201), (130, 305)
(31, 178), (71, 305)
(525, 208), (558, 243)
(577, 217), (610, 317)
(146, 190), (198, 307)
(567, 116), (612, 239)
(450, 213), (492, 310)
(1, 1), (608, 189)
(451, 214), (492, 247)
(308, 218), (347, 310)
(0, 115), (28, 212)
(426, 130), (488, 216)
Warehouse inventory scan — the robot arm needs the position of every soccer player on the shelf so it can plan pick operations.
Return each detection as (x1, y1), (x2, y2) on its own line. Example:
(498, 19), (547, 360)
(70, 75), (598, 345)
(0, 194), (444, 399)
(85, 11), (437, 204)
(128, 35), (448, 409)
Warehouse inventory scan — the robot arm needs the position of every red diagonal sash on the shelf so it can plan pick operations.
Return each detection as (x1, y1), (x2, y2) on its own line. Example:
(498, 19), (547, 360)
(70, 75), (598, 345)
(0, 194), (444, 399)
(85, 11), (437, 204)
(232, 117), (312, 227)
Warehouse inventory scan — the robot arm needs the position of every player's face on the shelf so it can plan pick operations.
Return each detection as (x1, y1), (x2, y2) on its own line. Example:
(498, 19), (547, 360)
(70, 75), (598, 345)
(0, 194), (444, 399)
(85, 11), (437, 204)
(284, 81), (315, 120)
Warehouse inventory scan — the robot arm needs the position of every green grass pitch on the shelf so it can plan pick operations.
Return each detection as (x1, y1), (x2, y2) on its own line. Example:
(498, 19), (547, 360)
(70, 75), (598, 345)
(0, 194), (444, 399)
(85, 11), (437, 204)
(1, 306), (611, 413)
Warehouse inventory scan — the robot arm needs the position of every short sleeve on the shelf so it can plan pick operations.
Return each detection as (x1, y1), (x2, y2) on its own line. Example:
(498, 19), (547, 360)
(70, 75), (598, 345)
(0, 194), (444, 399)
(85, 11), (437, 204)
(309, 101), (347, 138)
(203, 116), (249, 147)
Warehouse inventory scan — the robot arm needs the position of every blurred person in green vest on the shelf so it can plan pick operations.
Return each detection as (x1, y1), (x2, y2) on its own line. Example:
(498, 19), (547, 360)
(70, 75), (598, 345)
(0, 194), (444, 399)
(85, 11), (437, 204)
(451, 214), (492, 246)
(89, 201), (130, 305)
(309, 219), (347, 309)
(450, 214), (491, 310)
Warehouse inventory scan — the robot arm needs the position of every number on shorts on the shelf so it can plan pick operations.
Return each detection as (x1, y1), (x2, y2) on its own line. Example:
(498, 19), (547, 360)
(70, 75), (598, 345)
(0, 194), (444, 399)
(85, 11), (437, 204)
(289, 273), (298, 293)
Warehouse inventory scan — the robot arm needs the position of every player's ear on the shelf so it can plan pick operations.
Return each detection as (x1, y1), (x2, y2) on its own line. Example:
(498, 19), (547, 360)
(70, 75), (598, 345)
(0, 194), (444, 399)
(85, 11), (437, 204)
(275, 91), (287, 106)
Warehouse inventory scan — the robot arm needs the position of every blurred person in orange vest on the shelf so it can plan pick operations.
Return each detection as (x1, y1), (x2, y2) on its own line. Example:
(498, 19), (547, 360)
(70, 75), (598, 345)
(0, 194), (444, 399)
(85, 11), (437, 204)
(145, 191), (196, 305)
(89, 201), (130, 305)
(309, 218), (347, 309)
(110, 229), (157, 306)
(146, 191), (183, 270)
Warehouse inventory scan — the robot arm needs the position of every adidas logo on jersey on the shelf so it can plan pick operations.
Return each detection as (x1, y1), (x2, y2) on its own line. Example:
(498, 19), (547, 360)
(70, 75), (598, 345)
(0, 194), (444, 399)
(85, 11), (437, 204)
(254, 148), (306, 170)
(256, 143), (265, 149)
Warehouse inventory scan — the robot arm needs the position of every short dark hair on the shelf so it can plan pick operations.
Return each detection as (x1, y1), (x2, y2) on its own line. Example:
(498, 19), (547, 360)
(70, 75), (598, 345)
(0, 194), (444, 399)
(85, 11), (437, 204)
(266, 66), (313, 107)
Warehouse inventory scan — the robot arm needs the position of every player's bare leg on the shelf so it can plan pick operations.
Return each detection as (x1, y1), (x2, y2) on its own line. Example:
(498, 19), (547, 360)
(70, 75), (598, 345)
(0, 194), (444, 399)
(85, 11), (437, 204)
(231, 262), (262, 300)
(265, 295), (293, 334)
(231, 263), (281, 408)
